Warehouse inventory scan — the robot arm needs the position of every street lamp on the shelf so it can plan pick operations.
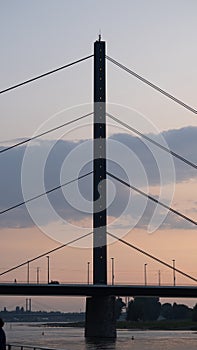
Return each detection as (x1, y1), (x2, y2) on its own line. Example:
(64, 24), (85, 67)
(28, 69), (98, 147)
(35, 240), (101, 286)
(111, 258), (115, 285)
(158, 270), (161, 286)
(27, 261), (30, 284)
(172, 259), (176, 286)
(87, 262), (90, 285)
(37, 267), (40, 284)
(46, 256), (50, 284)
(144, 263), (147, 286)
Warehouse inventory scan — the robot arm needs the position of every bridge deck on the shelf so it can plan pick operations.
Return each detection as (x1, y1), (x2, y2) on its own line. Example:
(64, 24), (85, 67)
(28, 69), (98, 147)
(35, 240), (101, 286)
(0, 283), (196, 298)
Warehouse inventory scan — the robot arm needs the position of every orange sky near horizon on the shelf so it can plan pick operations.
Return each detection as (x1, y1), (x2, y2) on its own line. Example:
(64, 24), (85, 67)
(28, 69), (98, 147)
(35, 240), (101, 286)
(0, 177), (196, 311)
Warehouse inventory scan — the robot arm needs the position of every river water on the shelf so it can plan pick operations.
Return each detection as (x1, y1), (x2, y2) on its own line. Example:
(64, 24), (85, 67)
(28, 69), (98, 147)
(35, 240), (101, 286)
(4, 323), (197, 350)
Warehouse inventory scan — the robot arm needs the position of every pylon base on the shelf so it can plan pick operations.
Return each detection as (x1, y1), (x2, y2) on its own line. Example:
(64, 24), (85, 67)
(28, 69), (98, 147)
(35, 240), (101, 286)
(85, 296), (116, 338)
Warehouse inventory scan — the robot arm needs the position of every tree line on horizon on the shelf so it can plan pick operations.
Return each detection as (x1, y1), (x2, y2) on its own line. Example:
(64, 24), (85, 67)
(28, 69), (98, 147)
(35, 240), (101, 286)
(116, 297), (197, 322)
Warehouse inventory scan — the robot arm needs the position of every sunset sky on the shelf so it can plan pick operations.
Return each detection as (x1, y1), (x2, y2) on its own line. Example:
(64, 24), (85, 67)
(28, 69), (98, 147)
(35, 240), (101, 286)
(0, 0), (196, 312)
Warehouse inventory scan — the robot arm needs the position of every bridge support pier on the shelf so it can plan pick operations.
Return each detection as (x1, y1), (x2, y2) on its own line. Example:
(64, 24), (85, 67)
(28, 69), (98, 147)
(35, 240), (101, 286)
(85, 37), (116, 339)
(85, 296), (116, 338)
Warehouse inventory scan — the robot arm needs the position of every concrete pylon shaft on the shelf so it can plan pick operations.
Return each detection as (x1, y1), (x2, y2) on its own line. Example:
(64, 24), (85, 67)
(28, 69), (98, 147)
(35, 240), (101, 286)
(93, 37), (107, 285)
(85, 38), (116, 339)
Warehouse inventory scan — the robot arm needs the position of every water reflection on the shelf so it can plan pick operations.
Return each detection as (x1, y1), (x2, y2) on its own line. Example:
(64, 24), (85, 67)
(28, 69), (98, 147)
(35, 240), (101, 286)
(85, 338), (116, 350)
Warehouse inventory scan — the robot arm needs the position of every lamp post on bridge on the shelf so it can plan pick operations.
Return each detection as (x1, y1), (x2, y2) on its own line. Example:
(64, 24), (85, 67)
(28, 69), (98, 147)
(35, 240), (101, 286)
(46, 256), (50, 284)
(37, 267), (40, 284)
(87, 262), (90, 285)
(158, 270), (161, 286)
(27, 261), (30, 284)
(172, 259), (176, 286)
(111, 257), (115, 285)
(144, 263), (147, 286)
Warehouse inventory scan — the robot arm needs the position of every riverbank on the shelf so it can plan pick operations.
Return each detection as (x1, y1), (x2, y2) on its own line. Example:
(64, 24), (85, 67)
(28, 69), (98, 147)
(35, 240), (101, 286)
(41, 320), (197, 331)
(117, 320), (197, 330)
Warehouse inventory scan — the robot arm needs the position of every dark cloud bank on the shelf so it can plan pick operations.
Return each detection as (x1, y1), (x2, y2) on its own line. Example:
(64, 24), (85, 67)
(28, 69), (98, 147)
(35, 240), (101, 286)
(0, 126), (196, 229)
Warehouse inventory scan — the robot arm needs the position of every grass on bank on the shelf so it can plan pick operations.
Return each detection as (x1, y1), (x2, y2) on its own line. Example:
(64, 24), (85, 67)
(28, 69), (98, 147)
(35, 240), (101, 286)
(117, 319), (197, 330)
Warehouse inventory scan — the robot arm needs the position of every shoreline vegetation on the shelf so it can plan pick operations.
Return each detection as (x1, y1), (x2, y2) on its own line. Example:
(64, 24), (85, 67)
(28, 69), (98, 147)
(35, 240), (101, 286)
(41, 320), (197, 331)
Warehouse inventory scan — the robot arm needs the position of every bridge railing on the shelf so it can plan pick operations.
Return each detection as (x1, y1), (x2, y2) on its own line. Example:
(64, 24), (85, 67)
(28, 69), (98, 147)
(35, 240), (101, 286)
(7, 344), (61, 350)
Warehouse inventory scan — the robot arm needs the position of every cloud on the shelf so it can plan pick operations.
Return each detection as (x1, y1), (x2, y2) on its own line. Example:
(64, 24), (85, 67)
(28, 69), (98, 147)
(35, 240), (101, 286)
(132, 196), (195, 231)
(110, 126), (197, 185)
(0, 126), (196, 229)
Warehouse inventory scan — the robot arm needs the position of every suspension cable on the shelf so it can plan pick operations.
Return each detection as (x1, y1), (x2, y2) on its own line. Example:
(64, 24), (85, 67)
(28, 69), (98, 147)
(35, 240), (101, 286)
(0, 231), (93, 277)
(0, 171), (93, 215)
(0, 112), (93, 154)
(107, 113), (197, 170)
(107, 171), (197, 226)
(106, 56), (197, 114)
(107, 231), (197, 283)
(0, 55), (93, 95)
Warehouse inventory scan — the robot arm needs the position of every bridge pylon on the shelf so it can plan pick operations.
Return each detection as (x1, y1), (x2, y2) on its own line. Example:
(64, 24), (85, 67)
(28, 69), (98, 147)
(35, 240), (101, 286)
(93, 37), (107, 285)
(85, 37), (116, 338)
